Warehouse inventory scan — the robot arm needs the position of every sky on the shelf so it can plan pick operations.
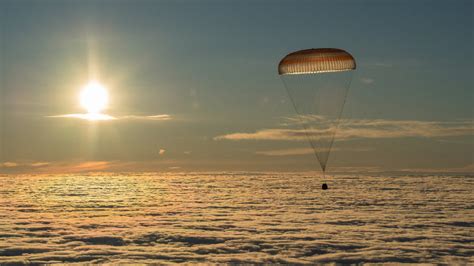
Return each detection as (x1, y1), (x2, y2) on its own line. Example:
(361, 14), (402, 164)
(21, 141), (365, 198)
(0, 0), (472, 173)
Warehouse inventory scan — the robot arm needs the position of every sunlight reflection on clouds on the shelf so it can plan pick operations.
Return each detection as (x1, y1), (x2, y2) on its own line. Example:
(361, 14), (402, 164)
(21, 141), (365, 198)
(0, 173), (472, 264)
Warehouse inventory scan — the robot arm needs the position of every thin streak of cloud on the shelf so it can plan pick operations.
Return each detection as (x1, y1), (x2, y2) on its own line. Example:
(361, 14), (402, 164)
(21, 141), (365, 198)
(46, 113), (116, 121)
(43, 161), (112, 173)
(256, 148), (328, 156)
(360, 78), (375, 84)
(121, 114), (172, 121)
(330, 166), (383, 173)
(216, 128), (301, 141)
(46, 114), (172, 121)
(30, 162), (50, 167)
(215, 119), (473, 141)
(365, 60), (422, 68)
(0, 161), (188, 174)
(279, 115), (325, 126)
(256, 147), (372, 156)
(1, 161), (50, 169)
(1, 162), (19, 168)
(403, 163), (474, 173)
(70, 161), (111, 172)
(1, 161), (113, 173)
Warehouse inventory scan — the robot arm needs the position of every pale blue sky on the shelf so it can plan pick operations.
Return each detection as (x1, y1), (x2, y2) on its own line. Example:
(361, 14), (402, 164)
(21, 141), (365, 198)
(0, 0), (472, 173)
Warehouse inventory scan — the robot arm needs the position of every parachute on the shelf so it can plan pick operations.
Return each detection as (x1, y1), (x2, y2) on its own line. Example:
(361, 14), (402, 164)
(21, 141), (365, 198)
(278, 48), (356, 182)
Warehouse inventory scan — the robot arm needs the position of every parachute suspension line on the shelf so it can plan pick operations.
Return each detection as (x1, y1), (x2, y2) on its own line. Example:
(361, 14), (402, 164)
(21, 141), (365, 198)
(299, 74), (325, 168)
(281, 76), (324, 170)
(283, 74), (323, 172)
(336, 71), (354, 126)
(320, 71), (354, 172)
(303, 123), (324, 168)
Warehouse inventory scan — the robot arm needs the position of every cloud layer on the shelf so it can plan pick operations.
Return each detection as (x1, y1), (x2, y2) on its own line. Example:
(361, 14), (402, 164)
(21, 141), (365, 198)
(0, 173), (472, 264)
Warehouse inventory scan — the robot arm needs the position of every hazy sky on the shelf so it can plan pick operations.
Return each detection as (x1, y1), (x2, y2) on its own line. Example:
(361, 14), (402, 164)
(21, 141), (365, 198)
(0, 0), (472, 173)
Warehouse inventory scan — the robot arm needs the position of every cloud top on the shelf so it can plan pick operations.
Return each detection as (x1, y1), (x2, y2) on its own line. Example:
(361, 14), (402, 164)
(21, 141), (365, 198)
(0, 173), (471, 264)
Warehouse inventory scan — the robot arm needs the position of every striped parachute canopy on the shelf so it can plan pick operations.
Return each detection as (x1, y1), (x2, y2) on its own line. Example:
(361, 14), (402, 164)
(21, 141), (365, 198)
(278, 48), (356, 182)
(278, 48), (356, 75)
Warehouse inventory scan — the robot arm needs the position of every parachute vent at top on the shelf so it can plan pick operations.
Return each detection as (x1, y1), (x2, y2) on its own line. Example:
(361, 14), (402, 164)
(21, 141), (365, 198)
(278, 48), (356, 75)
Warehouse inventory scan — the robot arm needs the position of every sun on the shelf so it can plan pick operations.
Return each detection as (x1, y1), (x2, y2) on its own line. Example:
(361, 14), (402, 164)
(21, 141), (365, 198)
(80, 81), (109, 114)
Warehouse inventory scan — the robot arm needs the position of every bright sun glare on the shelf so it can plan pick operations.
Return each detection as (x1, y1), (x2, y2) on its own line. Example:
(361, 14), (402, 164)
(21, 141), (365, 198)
(80, 81), (109, 114)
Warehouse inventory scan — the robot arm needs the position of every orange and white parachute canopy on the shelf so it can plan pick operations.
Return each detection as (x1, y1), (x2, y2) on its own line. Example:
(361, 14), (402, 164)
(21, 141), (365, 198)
(278, 48), (356, 75)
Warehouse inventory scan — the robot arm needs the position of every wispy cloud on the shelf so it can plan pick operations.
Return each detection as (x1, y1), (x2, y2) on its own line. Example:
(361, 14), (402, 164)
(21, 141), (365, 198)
(338, 119), (472, 139)
(215, 119), (473, 141)
(66, 161), (112, 172)
(1, 161), (50, 168)
(47, 113), (117, 121)
(256, 148), (328, 156)
(279, 115), (326, 126)
(365, 60), (422, 68)
(215, 128), (303, 141)
(1, 162), (19, 168)
(329, 166), (383, 173)
(0, 161), (112, 172)
(256, 147), (372, 156)
(29, 162), (51, 167)
(360, 78), (375, 84)
(43, 161), (113, 173)
(46, 113), (172, 121)
(121, 114), (172, 121)
(400, 163), (474, 174)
